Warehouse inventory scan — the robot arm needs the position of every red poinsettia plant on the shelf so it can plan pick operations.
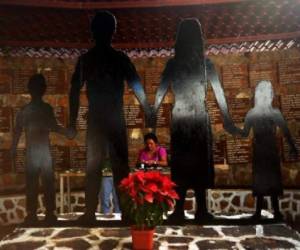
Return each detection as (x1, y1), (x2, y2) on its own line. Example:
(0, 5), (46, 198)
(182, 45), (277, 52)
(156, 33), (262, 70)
(119, 170), (178, 229)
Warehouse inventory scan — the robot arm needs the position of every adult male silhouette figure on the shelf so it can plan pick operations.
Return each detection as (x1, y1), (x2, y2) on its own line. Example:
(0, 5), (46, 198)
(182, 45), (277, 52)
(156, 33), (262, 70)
(69, 11), (151, 224)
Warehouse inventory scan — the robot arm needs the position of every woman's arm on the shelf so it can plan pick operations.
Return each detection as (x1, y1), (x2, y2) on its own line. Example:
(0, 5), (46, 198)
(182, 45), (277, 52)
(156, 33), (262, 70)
(156, 147), (168, 167)
(207, 59), (238, 135)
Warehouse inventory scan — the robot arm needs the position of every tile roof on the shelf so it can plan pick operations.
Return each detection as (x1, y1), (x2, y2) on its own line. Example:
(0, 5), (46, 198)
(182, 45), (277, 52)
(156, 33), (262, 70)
(0, 0), (299, 51)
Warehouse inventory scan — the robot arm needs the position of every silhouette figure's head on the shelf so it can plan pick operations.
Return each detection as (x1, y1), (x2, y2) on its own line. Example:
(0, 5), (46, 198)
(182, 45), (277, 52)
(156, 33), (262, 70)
(28, 74), (46, 99)
(175, 18), (204, 57)
(254, 80), (274, 108)
(91, 11), (116, 46)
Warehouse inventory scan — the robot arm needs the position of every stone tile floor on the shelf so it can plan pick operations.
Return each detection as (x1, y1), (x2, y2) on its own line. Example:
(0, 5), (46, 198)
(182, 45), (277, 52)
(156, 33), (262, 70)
(0, 224), (299, 249)
(1, 212), (300, 249)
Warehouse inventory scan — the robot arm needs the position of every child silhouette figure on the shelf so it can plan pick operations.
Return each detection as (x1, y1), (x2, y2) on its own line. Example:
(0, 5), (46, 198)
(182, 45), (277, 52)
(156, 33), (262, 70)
(240, 80), (298, 220)
(11, 74), (72, 225)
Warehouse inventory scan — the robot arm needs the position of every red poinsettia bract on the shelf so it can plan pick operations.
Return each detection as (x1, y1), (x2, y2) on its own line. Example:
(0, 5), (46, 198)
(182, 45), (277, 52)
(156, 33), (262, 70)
(119, 170), (178, 209)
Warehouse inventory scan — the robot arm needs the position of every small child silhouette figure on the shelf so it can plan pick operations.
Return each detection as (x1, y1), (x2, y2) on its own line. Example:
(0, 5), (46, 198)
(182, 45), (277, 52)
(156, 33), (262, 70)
(240, 80), (298, 220)
(11, 74), (72, 225)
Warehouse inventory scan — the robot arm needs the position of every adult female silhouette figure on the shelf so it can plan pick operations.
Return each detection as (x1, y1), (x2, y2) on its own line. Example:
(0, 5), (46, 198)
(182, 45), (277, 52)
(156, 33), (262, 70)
(153, 18), (237, 223)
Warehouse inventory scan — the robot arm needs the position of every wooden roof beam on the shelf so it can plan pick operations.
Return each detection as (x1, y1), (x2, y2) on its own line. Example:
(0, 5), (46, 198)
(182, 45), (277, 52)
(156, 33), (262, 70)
(0, 31), (299, 49)
(0, 0), (245, 10)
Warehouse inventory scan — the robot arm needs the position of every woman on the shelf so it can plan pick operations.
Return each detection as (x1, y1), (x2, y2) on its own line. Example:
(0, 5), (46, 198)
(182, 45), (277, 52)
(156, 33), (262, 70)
(153, 18), (237, 223)
(137, 133), (168, 169)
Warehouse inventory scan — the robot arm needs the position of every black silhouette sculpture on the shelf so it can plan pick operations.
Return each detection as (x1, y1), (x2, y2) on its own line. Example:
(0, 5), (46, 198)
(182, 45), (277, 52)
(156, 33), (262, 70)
(11, 74), (71, 225)
(68, 11), (151, 224)
(240, 80), (298, 220)
(153, 19), (237, 223)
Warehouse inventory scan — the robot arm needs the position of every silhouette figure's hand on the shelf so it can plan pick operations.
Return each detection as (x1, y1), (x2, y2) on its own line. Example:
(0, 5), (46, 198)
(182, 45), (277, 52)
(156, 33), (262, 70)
(234, 127), (244, 137)
(67, 127), (77, 139)
(224, 122), (240, 136)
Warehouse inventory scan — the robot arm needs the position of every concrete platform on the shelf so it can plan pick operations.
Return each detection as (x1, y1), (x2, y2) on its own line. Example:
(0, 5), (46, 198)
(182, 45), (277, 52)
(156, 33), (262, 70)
(0, 223), (300, 249)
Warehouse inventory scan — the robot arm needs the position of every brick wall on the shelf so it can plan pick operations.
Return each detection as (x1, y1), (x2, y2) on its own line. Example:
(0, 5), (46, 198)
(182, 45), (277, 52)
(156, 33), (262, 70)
(0, 48), (300, 192)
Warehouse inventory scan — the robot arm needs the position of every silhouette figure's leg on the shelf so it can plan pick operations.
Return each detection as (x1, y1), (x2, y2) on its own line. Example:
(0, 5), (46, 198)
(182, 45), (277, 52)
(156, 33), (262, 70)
(25, 165), (39, 221)
(85, 127), (103, 218)
(110, 127), (129, 187)
(110, 127), (129, 221)
(168, 184), (187, 224)
(252, 195), (263, 220)
(194, 187), (213, 222)
(271, 195), (283, 220)
(41, 157), (56, 222)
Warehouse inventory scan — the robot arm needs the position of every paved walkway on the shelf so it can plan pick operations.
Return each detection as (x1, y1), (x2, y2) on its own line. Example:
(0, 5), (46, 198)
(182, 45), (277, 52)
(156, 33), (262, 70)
(0, 223), (300, 249)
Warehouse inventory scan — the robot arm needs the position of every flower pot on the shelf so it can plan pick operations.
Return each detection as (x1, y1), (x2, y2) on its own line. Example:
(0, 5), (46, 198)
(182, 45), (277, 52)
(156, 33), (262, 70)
(131, 226), (155, 250)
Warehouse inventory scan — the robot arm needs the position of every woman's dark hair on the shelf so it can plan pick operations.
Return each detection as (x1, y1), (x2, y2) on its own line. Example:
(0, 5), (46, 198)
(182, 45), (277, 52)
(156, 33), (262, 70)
(144, 133), (158, 144)
(170, 18), (205, 79)
(174, 18), (204, 59)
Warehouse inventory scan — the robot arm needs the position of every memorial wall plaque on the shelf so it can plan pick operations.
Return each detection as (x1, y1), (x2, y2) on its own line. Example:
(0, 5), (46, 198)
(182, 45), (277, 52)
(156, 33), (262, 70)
(54, 106), (67, 127)
(51, 146), (70, 171)
(0, 149), (12, 174)
(13, 69), (36, 94)
(70, 146), (86, 170)
(249, 62), (277, 87)
(145, 68), (162, 94)
(124, 105), (144, 128)
(226, 138), (251, 164)
(44, 69), (67, 94)
(206, 99), (222, 124)
(222, 64), (249, 89)
(280, 94), (300, 120)
(282, 136), (300, 162)
(0, 107), (11, 132)
(0, 69), (13, 94)
(213, 139), (226, 164)
(77, 106), (88, 130)
(279, 58), (300, 85)
(228, 98), (251, 123)
(15, 148), (26, 173)
(156, 103), (171, 128)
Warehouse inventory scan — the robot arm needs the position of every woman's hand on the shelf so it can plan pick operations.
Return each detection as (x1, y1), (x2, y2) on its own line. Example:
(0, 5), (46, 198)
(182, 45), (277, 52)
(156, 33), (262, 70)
(142, 160), (156, 165)
(148, 160), (156, 165)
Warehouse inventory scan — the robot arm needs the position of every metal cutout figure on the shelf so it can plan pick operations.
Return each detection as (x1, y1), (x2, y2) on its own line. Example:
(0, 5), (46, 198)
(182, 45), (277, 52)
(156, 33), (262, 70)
(11, 74), (71, 225)
(68, 11), (151, 224)
(153, 18), (237, 223)
(240, 80), (298, 220)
